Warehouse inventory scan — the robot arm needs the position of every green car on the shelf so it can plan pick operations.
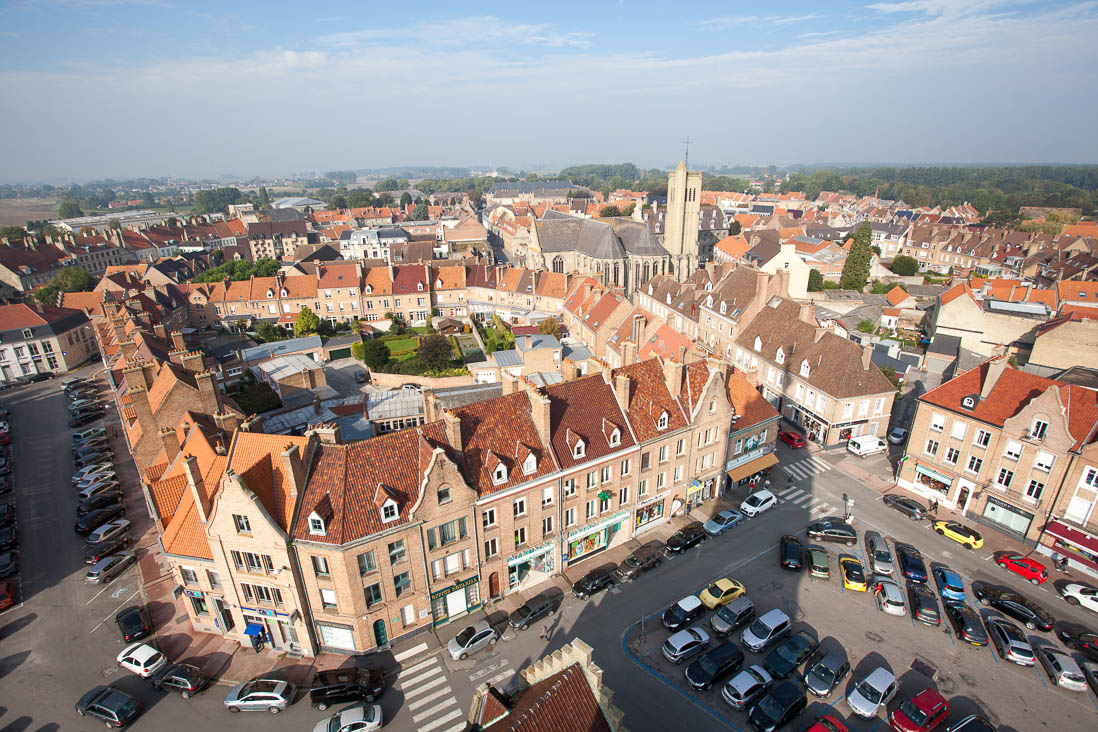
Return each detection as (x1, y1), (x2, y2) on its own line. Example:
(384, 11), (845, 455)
(807, 545), (830, 579)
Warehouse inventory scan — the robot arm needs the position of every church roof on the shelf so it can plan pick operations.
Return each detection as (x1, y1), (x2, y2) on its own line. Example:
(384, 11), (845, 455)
(535, 214), (626, 260)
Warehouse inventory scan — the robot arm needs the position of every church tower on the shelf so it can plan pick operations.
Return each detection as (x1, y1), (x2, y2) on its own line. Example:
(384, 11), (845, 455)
(664, 160), (701, 281)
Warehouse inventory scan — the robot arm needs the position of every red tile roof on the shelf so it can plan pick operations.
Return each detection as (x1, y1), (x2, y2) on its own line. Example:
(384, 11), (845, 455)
(227, 432), (310, 531)
(545, 374), (635, 472)
(481, 662), (612, 732)
(610, 359), (687, 442)
(885, 286), (908, 307)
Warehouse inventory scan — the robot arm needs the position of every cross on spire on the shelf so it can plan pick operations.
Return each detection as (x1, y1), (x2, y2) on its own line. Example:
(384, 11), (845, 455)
(683, 137), (692, 167)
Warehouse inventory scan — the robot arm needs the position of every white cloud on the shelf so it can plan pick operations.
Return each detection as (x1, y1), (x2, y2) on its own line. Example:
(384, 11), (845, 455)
(700, 13), (823, 30)
(317, 16), (593, 50)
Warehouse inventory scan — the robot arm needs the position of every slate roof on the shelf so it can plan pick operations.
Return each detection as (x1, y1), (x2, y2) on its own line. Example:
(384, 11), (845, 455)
(535, 215), (624, 259)
(0, 303), (88, 334)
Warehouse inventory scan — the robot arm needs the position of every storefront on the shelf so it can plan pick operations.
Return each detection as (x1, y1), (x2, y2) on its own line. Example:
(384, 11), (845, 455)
(913, 464), (954, 497)
(634, 495), (668, 534)
(1039, 520), (1098, 577)
(429, 575), (481, 626)
(507, 541), (554, 590)
(726, 448), (779, 486)
(980, 494), (1035, 540)
(316, 621), (357, 651)
(564, 509), (630, 565)
(240, 607), (300, 651)
(686, 477), (715, 509)
(786, 403), (826, 444)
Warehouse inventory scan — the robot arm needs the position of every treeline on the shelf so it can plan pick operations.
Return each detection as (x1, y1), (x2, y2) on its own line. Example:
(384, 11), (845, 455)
(194, 257), (281, 283)
(782, 166), (1098, 216)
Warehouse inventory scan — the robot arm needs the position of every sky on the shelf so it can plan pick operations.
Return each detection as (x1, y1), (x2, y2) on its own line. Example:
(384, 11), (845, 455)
(1, 0), (1097, 183)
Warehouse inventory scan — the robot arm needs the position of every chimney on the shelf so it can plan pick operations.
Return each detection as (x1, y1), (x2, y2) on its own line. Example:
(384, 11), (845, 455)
(502, 370), (520, 395)
(813, 325), (828, 343)
(798, 301), (816, 325)
(422, 388), (439, 423)
(529, 388), (552, 447)
(119, 338), (139, 362)
(194, 370), (222, 415)
(159, 427), (179, 462)
(663, 356), (684, 399)
(182, 454), (211, 524)
(171, 330), (187, 352)
(622, 339), (638, 366)
(443, 410), (463, 452)
(980, 356), (1010, 400)
(280, 443), (306, 507)
(314, 423), (341, 445)
(861, 341), (874, 370)
(239, 414), (264, 432)
(213, 410), (241, 434)
(613, 372), (631, 414)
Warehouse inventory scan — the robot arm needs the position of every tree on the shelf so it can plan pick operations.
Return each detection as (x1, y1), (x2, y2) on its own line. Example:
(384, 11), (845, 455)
(857, 319), (876, 334)
(728, 220), (742, 235)
(351, 341), (365, 362)
(376, 193), (395, 207)
(410, 201), (429, 220)
(257, 186), (271, 209)
(193, 187), (242, 215)
(35, 265), (92, 305)
(349, 319), (361, 336)
(57, 200), (83, 218)
(166, 216), (178, 228)
(537, 318), (561, 338)
(623, 203), (636, 217)
(418, 334), (453, 371)
(807, 269), (824, 292)
(255, 322), (283, 343)
(0, 226), (25, 241)
(294, 306), (321, 337)
(374, 178), (400, 192)
(891, 255), (919, 276)
(361, 339), (391, 368)
(839, 221), (873, 291)
(400, 192), (413, 208)
(599, 205), (622, 218)
(329, 194), (347, 210)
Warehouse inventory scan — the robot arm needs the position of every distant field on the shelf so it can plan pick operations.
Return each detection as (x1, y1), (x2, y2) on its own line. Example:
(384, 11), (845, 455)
(0, 198), (59, 227)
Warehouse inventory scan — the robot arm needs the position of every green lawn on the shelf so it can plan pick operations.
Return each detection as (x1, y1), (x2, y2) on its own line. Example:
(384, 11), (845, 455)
(384, 337), (419, 355)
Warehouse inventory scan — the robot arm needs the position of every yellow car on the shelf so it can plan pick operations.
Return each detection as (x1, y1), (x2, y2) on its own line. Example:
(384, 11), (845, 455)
(698, 577), (746, 609)
(933, 520), (983, 550)
(839, 555), (867, 592)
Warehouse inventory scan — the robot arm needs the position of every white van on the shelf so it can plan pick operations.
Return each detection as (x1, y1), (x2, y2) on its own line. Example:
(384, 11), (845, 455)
(847, 435), (887, 458)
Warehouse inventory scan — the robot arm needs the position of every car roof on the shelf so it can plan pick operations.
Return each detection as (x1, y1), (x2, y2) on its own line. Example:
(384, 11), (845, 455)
(758, 607), (789, 624)
(750, 489), (775, 500)
(678, 595), (703, 611)
(865, 666), (896, 686)
(937, 567), (962, 580)
(121, 642), (159, 662)
(669, 627), (706, 644)
(465, 620), (492, 633)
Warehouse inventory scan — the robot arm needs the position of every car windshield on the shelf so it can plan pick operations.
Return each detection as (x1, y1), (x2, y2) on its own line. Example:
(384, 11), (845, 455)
(855, 680), (883, 704)
(873, 550), (891, 562)
(845, 564), (864, 581)
(745, 495), (762, 506)
(623, 554), (639, 568)
(455, 627), (476, 646)
(811, 662), (836, 685)
(695, 653), (720, 675)
(777, 639), (804, 662)
(515, 605), (533, 619)
(756, 692), (786, 719)
(899, 700), (930, 726)
(707, 583), (724, 597)
(716, 604), (740, 622)
(116, 698), (139, 717)
(748, 618), (771, 637)
(668, 605), (688, 622)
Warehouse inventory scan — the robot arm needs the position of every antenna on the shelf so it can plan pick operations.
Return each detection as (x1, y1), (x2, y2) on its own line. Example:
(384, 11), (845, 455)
(683, 137), (692, 167)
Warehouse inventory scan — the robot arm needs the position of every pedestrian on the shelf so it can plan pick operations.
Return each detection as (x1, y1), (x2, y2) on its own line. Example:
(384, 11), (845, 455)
(249, 633), (261, 654)
(539, 624), (550, 641)
(930, 499), (938, 516)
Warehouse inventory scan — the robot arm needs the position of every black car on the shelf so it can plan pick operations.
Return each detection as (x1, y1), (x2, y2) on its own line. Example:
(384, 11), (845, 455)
(573, 567), (615, 600)
(151, 663), (209, 698)
(779, 535), (804, 571)
(309, 667), (385, 710)
(615, 546), (661, 580)
(908, 583), (941, 626)
(75, 685), (142, 727)
(0, 457), (11, 476)
(74, 504), (125, 535)
(0, 550), (16, 578)
(508, 596), (556, 630)
(945, 603), (988, 646)
(0, 524), (16, 552)
(69, 411), (103, 428)
(76, 450), (113, 468)
(747, 680), (807, 732)
(19, 372), (53, 384)
(764, 631), (818, 679)
(684, 641), (744, 691)
(1056, 624), (1098, 662)
(883, 494), (927, 520)
(0, 475), (10, 495)
(896, 543), (928, 583)
(972, 582), (1054, 631)
(663, 596), (706, 631)
(802, 647), (850, 697)
(115, 605), (153, 642)
(665, 522), (707, 556)
(806, 519), (857, 546)
(84, 534), (131, 564)
(0, 503), (14, 527)
(77, 491), (123, 516)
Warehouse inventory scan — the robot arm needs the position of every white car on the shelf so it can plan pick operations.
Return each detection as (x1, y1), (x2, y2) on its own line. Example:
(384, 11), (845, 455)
(871, 575), (907, 617)
(1059, 582), (1098, 613)
(312, 704), (383, 732)
(846, 666), (897, 718)
(73, 463), (114, 484)
(87, 519), (131, 545)
(116, 642), (168, 678)
(739, 489), (777, 518)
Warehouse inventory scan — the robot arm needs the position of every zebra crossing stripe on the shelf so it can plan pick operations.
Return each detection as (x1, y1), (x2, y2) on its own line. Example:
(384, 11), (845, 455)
(781, 488), (804, 500)
(419, 709), (465, 732)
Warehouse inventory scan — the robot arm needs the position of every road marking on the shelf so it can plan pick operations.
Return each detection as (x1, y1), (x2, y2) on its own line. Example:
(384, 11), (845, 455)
(85, 569), (134, 605)
(438, 724), (467, 732)
(484, 669), (514, 686)
(779, 487), (804, 500)
(90, 590), (139, 633)
(393, 641), (429, 662)
(418, 709), (464, 732)
(399, 664), (444, 688)
(408, 687), (455, 711)
(410, 692), (457, 720)
(401, 674), (449, 699)
(399, 657), (440, 677)
(469, 660), (507, 681)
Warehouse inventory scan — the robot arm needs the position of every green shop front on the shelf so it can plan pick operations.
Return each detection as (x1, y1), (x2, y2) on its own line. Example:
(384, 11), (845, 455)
(429, 575), (481, 626)
(564, 509), (630, 565)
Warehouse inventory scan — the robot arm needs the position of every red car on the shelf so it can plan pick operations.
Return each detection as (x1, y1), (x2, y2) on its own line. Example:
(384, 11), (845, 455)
(994, 551), (1048, 585)
(889, 689), (948, 732)
(778, 430), (806, 448)
(805, 714), (849, 732)
(0, 580), (16, 611)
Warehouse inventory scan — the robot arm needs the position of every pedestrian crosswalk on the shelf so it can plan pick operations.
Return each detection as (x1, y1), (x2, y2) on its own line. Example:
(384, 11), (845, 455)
(469, 657), (517, 689)
(777, 486), (839, 518)
(395, 655), (467, 732)
(782, 455), (833, 482)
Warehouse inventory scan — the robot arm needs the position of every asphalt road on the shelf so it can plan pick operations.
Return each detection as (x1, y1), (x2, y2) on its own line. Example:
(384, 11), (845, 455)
(3, 379), (1098, 732)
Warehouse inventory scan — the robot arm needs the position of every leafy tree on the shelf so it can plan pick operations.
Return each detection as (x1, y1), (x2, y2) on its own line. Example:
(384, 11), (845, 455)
(257, 187), (271, 209)
(360, 339), (391, 368)
(255, 322), (283, 343)
(376, 193), (395, 207)
(351, 341), (364, 361)
(329, 194), (347, 210)
(599, 205), (622, 218)
(140, 192), (155, 207)
(349, 319), (361, 335)
(166, 216), (178, 227)
(839, 222), (873, 291)
(857, 319), (876, 334)
(57, 200), (83, 218)
(537, 318), (561, 337)
(35, 265), (92, 305)
(890, 255), (919, 276)
(400, 192), (413, 207)
(410, 201), (429, 220)
(293, 306), (321, 337)
(418, 334), (453, 371)
(728, 220), (742, 235)
(374, 178), (400, 192)
(193, 187), (242, 215)
(807, 268), (824, 292)
(108, 218), (121, 230)
(0, 226), (25, 241)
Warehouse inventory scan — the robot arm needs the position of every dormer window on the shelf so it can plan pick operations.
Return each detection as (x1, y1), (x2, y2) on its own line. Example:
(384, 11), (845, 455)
(657, 411), (669, 430)
(266, 289), (274, 298)
(753, 336), (762, 351)
(775, 347), (785, 365)
(523, 453), (536, 475)
(609, 427), (621, 447)
(381, 499), (398, 522)
(365, 285), (373, 294)
(307, 513), (326, 535)
(417, 282), (424, 291)
(961, 395), (977, 410)
(799, 360), (810, 378)
(706, 295), (713, 307)
(280, 288), (287, 297)
(493, 463), (508, 485)
(720, 302), (727, 314)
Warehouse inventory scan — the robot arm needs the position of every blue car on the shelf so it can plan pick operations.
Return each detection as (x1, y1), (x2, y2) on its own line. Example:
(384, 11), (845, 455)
(933, 566), (965, 603)
(704, 509), (745, 536)
(897, 544), (927, 583)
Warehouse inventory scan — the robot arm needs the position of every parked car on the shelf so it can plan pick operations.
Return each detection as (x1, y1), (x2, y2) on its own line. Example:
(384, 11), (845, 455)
(887, 427), (909, 444)
(872, 576), (907, 616)
(0, 524), (16, 552)
(74, 504), (125, 535)
(908, 583), (941, 626)
(932, 521), (983, 550)
(764, 630), (819, 679)
(971, 582), (1054, 631)
(0, 503), (14, 527)
(663, 595), (706, 631)
(896, 544), (928, 583)
(740, 489), (777, 517)
(354, 370), (369, 384)
(883, 495), (927, 521)
(778, 429), (806, 448)
(508, 596), (556, 631)
(888, 688), (949, 732)
(309, 668), (385, 709)
(710, 595), (756, 636)
(0, 550), (17, 579)
(840, 555), (867, 592)
(662, 627), (710, 664)
(85, 551), (136, 584)
(992, 551), (1048, 585)
(0, 580), (18, 612)
(866, 534), (894, 575)
(75, 685), (143, 728)
(73, 427), (107, 442)
(717, 663), (768, 709)
(116, 642), (168, 678)
(807, 545), (830, 579)
(944, 603), (988, 646)
(572, 566), (615, 600)
(84, 535), (131, 565)
(152, 663), (210, 698)
(69, 410), (103, 427)
(777, 535), (804, 571)
(802, 646), (850, 698)
(72, 437), (109, 456)
(665, 522), (707, 555)
(18, 372), (53, 383)
(987, 618), (1035, 666)
(615, 546), (661, 580)
(807, 519), (857, 546)
(847, 435), (887, 458)
(76, 450), (113, 469)
(224, 677), (296, 713)
(704, 509), (745, 536)
(87, 519), (131, 546)
(1058, 582), (1098, 613)
(846, 666), (898, 719)
(747, 680), (807, 732)
(73, 462), (115, 484)
(929, 566), (964, 604)
(700, 577), (746, 609)
(312, 704), (383, 732)
(0, 457), (11, 476)
(447, 621), (498, 661)
(685, 640), (744, 690)
(76, 491), (123, 516)
(115, 605), (153, 642)
(76, 474), (119, 495)
(741, 608), (791, 652)
(1036, 646), (1087, 691)
(1055, 624), (1098, 662)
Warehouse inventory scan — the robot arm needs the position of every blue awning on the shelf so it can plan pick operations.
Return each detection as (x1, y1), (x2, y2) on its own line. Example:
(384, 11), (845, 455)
(244, 622), (265, 637)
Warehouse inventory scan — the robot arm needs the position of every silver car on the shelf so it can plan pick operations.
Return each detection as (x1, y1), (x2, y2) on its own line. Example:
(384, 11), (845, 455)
(224, 677), (296, 713)
(741, 608), (790, 653)
(85, 551), (136, 584)
(87, 519), (131, 546)
(447, 620), (499, 661)
(721, 664), (772, 711)
(987, 618), (1035, 666)
(872, 575), (907, 617)
(1036, 647), (1087, 691)
(867, 534), (894, 575)
(662, 628), (710, 664)
(846, 666), (897, 718)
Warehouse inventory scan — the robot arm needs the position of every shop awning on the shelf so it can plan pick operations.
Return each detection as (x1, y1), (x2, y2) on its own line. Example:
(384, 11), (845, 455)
(243, 623), (265, 637)
(1045, 520), (1098, 555)
(915, 464), (954, 485)
(727, 452), (780, 483)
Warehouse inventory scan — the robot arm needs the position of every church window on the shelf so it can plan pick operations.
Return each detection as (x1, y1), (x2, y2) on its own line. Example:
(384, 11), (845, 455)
(552, 256), (564, 274)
